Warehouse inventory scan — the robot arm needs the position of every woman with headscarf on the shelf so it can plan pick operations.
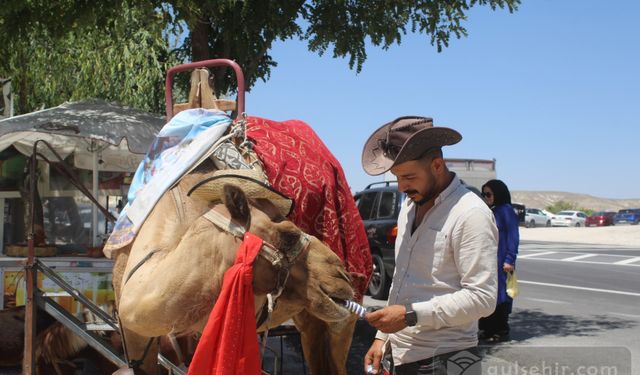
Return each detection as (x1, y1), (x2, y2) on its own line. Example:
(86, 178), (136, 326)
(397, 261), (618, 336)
(479, 179), (519, 342)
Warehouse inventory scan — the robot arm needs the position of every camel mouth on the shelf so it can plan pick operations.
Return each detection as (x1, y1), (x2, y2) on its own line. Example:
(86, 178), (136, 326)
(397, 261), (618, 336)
(330, 297), (354, 315)
(309, 281), (355, 321)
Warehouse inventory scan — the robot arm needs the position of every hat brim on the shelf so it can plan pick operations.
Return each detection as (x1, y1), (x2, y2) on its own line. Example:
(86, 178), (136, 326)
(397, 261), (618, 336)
(188, 173), (294, 217)
(362, 124), (461, 176)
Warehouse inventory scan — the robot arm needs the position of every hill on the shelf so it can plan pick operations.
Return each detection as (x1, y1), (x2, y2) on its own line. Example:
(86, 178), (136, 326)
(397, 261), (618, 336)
(511, 191), (640, 212)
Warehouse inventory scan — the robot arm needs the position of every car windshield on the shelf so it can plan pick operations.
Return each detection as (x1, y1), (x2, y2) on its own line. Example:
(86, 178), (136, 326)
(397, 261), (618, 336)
(557, 211), (573, 216)
(591, 212), (605, 216)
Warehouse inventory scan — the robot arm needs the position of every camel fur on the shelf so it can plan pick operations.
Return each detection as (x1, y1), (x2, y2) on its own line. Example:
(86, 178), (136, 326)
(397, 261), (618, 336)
(112, 163), (357, 374)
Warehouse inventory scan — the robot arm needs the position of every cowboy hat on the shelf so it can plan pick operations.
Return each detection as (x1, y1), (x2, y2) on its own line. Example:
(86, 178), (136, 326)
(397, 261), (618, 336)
(361, 116), (462, 176)
(188, 169), (294, 217)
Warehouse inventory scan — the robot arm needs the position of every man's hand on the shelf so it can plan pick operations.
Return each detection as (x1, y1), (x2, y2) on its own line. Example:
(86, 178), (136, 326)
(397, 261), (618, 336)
(503, 263), (514, 273)
(364, 338), (385, 374)
(365, 304), (407, 333)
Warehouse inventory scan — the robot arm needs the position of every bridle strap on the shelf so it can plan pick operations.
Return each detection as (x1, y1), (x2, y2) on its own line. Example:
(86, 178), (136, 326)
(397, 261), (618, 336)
(201, 206), (311, 351)
(202, 209), (246, 238)
(202, 208), (309, 268)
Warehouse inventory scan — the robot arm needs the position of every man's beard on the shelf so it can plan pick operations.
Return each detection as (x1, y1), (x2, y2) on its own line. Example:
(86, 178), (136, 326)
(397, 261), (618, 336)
(407, 183), (438, 206)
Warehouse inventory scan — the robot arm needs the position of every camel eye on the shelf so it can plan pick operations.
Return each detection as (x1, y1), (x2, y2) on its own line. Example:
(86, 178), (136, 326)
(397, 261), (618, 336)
(277, 229), (301, 250)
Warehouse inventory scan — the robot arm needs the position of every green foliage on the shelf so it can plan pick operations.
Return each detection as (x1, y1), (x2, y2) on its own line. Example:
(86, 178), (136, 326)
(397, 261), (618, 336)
(0, 2), (179, 114)
(546, 201), (593, 215)
(304, 0), (519, 72)
(1, 0), (520, 115)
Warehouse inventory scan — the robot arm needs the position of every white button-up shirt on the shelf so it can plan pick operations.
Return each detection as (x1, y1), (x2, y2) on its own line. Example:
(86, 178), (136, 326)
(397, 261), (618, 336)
(376, 175), (498, 365)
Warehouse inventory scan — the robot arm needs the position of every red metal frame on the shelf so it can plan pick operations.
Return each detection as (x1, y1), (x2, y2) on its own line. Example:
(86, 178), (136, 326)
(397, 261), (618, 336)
(164, 59), (245, 120)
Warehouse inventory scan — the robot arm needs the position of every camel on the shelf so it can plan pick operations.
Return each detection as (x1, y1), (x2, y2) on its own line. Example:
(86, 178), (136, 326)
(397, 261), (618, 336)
(112, 163), (359, 374)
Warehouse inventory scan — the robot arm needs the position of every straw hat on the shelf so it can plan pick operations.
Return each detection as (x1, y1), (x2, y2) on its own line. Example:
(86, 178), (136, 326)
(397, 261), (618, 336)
(361, 116), (462, 176)
(188, 169), (294, 217)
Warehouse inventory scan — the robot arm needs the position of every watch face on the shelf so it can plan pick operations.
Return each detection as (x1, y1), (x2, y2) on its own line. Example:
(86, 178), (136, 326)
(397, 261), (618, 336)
(405, 311), (418, 326)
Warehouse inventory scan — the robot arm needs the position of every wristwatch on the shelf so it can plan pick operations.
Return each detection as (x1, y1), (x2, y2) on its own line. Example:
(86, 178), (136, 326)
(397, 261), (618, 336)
(404, 304), (417, 326)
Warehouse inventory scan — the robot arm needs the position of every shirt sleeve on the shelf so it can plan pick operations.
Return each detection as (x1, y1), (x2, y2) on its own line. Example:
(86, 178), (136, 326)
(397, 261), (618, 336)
(412, 206), (498, 328)
(375, 331), (389, 341)
(503, 207), (519, 266)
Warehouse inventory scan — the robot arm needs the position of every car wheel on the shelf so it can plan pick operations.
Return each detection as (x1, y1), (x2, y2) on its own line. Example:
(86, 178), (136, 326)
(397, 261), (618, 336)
(546, 220), (551, 227)
(368, 253), (389, 300)
(528, 220), (536, 228)
(575, 222), (581, 227)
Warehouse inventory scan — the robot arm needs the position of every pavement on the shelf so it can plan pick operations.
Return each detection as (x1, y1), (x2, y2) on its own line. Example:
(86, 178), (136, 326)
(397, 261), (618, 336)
(519, 224), (640, 247)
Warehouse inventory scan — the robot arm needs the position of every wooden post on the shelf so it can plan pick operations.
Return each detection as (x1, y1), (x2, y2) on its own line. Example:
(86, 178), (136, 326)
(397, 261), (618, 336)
(172, 68), (236, 116)
(22, 147), (38, 374)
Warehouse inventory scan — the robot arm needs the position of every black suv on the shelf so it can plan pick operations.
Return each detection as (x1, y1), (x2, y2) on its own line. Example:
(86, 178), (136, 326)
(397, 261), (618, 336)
(354, 180), (487, 300)
(354, 182), (404, 299)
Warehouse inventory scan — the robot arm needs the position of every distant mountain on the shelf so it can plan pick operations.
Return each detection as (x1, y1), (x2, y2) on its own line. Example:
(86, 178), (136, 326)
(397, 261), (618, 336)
(511, 191), (640, 212)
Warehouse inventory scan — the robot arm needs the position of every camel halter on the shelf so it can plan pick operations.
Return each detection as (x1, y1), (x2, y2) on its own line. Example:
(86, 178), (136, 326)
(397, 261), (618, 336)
(201, 207), (310, 356)
(201, 208), (309, 310)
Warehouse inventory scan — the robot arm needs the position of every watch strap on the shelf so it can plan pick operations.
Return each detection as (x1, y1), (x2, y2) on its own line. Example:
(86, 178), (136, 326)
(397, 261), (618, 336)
(404, 303), (417, 326)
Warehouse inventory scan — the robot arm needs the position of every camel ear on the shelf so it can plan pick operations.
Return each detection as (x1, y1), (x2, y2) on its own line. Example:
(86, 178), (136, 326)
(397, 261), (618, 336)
(223, 184), (250, 226)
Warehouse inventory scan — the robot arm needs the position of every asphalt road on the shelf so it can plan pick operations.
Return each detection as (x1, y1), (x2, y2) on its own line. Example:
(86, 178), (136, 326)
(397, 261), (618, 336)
(360, 240), (640, 375)
(494, 241), (640, 375)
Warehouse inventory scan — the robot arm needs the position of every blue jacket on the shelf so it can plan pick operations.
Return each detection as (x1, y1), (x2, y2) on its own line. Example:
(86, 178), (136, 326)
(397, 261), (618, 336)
(493, 204), (519, 305)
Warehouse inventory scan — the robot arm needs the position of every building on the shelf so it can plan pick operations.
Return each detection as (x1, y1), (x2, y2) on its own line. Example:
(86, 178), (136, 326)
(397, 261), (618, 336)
(384, 158), (497, 191)
(445, 158), (497, 190)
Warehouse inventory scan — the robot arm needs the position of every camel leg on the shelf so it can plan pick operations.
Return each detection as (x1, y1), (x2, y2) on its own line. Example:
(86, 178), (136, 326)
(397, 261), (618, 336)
(293, 311), (357, 375)
(113, 327), (158, 375)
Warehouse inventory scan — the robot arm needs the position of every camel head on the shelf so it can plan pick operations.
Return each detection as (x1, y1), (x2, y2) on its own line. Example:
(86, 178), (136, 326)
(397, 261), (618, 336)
(221, 184), (355, 323)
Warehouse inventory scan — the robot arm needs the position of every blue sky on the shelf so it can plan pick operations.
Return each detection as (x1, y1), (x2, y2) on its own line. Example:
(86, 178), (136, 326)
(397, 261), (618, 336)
(246, 0), (640, 199)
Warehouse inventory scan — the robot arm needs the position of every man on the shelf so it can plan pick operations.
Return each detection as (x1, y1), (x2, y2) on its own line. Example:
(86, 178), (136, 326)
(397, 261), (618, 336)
(362, 116), (498, 375)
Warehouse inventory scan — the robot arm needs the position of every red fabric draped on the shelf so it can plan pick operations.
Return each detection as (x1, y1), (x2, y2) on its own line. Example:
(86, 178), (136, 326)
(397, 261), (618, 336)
(246, 117), (372, 300)
(187, 233), (263, 375)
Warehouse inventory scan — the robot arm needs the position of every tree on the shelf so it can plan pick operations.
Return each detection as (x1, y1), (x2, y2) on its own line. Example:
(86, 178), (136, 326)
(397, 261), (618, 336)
(0, 0), (520, 115)
(545, 201), (593, 216)
(546, 201), (577, 214)
(0, 1), (179, 114)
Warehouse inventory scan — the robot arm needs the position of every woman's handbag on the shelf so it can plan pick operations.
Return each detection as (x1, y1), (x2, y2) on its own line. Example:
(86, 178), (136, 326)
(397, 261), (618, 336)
(506, 271), (519, 298)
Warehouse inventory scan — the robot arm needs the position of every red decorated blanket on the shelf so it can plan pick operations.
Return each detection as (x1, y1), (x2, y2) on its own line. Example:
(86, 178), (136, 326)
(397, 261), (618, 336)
(246, 117), (372, 300)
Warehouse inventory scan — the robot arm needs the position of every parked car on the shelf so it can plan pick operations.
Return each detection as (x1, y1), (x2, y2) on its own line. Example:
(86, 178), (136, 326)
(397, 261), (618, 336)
(524, 208), (551, 228)
(585, 211), (616, 227)
(550, 210), (587, 227)
(512, 203), (526, 226)
(460, 179), (483, 199)
(613, 208), (640, 225)
(541, 209), (554, 218)
(354, 182), (405, 299)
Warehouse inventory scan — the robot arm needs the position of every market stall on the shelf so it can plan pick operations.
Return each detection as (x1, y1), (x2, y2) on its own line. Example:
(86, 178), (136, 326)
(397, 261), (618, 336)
(0, 98), (163, 308)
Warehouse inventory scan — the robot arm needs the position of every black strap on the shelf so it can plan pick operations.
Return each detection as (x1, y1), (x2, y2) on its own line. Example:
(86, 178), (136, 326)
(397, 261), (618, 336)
(124, 250), (159, 284)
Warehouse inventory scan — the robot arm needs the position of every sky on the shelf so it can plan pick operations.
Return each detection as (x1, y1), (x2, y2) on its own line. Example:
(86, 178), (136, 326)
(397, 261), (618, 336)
(245, 0), (640, 199)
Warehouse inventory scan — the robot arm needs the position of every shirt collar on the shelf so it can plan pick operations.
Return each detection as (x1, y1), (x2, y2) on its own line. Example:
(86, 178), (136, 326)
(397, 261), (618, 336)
(435, 172), (461, 206)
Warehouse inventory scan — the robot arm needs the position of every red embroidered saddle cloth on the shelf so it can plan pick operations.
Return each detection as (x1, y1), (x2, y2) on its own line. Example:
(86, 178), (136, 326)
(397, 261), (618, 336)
(246, 117), (372, 299)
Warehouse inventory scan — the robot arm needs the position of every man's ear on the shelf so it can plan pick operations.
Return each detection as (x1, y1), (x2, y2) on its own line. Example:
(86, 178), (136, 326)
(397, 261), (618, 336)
(431, 156), (444, 174)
